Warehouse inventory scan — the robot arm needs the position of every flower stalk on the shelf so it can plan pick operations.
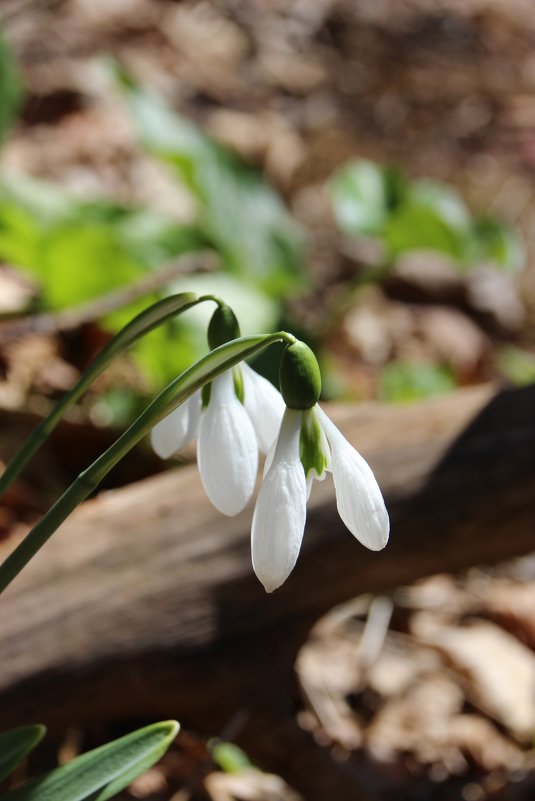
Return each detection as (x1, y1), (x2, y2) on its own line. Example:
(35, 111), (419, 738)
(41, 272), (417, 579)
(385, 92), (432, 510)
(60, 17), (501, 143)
(0, 330), (295, 594)
(0, 292), (227, 499)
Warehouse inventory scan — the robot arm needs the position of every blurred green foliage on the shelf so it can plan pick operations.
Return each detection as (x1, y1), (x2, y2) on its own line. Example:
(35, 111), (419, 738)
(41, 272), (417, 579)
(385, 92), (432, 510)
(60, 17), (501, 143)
(378, 361), (456, 403)
(331, 159), (524, 273)
(0, 40), (527, 414)
(0, 63), (305, 419)
(496, 346), (535, 386)
(116, 70), (305, 295)
(210, 739), (253, 774)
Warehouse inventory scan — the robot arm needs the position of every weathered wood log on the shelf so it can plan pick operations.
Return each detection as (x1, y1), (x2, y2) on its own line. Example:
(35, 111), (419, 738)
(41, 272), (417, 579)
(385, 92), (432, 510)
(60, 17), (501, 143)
(0, 384), (534, 800)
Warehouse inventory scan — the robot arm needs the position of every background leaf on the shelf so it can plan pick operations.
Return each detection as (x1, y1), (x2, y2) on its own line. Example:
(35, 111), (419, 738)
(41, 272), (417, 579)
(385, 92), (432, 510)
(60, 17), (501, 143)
(466, 216), (525, 273)
(330, 159), (525, 274)
(330, 159), (406, 237)
(117, 77), (305, 295)
(0, 725), (46, 783)
(378, 360), (456, 403)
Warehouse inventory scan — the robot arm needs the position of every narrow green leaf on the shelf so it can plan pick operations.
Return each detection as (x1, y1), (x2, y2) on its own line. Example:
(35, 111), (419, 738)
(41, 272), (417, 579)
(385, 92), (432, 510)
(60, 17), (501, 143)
(2, 721), (179, 801)
(0, 725), (46, 783)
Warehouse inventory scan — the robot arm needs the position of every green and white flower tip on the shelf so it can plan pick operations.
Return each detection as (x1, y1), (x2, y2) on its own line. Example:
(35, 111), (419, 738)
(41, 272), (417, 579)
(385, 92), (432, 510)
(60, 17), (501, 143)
(150, 304), (285, 516)
(252, 341), (390, 593)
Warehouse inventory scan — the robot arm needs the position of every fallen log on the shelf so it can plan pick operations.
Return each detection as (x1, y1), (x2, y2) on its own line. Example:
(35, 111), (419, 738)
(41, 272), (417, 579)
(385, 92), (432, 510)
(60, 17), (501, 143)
(0, 384), (534, 800)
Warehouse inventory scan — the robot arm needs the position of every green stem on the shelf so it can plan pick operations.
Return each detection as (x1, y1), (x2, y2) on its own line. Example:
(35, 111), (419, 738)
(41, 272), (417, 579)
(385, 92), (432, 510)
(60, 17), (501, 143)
(0, 332), (295, 594)
(0, 292), (224, 498)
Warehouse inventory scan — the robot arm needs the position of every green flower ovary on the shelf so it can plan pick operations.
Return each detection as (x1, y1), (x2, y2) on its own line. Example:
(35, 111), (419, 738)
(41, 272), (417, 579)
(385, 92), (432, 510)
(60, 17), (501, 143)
(279, 342), (321, 410)
(300, 409), (329, 479)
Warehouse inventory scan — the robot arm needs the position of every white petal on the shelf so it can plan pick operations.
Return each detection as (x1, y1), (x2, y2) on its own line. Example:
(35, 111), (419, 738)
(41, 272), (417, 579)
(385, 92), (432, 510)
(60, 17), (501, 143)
(150, 392), (200, 459)
(316, 407), (389, 551)
(252, 408), (307, 592)
(263, 437), (277, 478)
(241, 363), (285, 454)
(197, 371), (258, 516)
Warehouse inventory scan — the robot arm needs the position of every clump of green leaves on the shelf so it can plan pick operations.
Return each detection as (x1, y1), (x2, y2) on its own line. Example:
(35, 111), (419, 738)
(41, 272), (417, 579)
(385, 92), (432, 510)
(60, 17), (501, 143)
(330, 159), (524, 273)
(0, 61), (305, 414)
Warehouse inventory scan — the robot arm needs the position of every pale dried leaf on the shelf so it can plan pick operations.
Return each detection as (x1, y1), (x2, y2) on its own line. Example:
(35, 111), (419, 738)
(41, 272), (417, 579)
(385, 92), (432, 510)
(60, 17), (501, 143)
(412, 617), (535, 741)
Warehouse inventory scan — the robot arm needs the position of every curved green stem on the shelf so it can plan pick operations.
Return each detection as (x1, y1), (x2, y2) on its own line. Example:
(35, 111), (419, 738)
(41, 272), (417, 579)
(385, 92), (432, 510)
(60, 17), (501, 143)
(0, 292), (226, 498)
(0, 331), (294, 594)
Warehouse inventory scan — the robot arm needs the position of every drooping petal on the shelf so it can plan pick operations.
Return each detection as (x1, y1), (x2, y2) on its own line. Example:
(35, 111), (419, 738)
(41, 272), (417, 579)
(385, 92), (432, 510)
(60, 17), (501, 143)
(197, 370), (258, 516)
(150, 391), (200, 459)
(316, 406), (389, 551)
(241, 362), (285, 453)
(252, 408), (307, 592)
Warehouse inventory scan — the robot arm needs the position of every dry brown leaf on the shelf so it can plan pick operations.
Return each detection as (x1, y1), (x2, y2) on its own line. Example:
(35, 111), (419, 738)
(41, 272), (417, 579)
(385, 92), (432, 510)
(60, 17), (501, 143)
(479, 580), (535, 651)
(411, 616), (535, 742)
(204, 769), (302, 801)
(0, 267), (37, 315)
(417, 306), (488, 374)
(466, 267), (525, 332)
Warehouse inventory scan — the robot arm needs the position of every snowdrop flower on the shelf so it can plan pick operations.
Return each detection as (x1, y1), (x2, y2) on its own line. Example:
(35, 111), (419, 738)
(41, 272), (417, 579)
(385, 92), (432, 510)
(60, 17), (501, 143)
(151, 304), (284, 516)
(252, 342), (389, 592)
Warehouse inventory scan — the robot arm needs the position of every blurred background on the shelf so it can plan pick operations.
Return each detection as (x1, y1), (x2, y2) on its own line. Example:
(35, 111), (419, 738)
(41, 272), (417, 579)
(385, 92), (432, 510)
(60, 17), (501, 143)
(0, 0), (534, 799)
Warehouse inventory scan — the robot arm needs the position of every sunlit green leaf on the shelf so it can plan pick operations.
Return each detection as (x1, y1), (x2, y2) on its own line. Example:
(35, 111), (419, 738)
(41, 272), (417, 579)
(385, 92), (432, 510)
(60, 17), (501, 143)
(117, 76), (305, 295)
(410, 180), (470, 231)
(330, 159), (406, 237)
(0, 725), (46, 783)
(0, 173), (78, 225)
(384, 201), (467, 262)
(0, 173), (207, 311)
(378, 361), (456, 404)
(2, 721), (179, 801)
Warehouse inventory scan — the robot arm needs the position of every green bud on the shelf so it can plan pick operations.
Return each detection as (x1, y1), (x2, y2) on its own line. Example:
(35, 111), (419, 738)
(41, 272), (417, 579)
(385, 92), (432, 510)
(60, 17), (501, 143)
(279, 341), (321, 410)
(208, 304), (240, 349)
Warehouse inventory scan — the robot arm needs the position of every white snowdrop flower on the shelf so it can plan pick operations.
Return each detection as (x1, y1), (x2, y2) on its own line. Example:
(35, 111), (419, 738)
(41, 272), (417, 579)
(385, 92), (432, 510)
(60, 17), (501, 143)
(252, 342), (389, 593)
(151, 363), (284, 516)
(150, 301), (284, 516)
(241, 362), (285, 454)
